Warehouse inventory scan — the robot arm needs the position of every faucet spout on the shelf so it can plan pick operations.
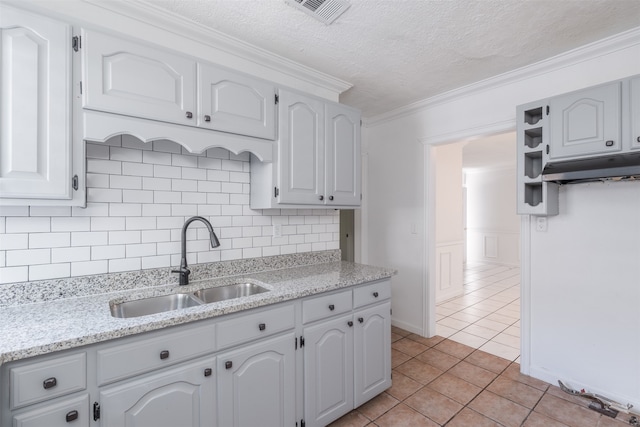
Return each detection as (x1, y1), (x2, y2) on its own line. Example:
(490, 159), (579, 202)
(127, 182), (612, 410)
(172, 216), (220, 285)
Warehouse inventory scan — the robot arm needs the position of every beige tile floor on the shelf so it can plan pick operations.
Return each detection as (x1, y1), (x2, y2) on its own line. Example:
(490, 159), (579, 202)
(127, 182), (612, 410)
(329, 329), (634, 427)
(436, 262), (521, 362)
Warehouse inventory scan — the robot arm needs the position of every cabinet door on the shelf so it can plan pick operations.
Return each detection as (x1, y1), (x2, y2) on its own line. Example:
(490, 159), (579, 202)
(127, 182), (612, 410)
(549, 82), (621, 159)
(325, 103), (361, 206)
(13, 394), (89, 427)
(217, 333), (295, 427)
(0, 6), (72, 199)
(354, 302), (391, 407)
(99, 358), (215, 427)
(631, 76), (640, 150)
(303, 315), (354, 427)
(278, 90), (325, 205)
(83, 30), (196, 126)
(198, 64), (276, 140)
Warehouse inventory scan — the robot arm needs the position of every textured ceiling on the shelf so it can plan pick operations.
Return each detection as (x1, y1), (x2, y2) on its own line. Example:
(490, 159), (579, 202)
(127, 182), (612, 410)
(142, 0), (640, 117)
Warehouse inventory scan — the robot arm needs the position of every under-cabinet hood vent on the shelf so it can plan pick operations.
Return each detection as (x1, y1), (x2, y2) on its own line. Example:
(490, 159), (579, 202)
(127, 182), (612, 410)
(284, 0), (351, 24)
(542, 152), (640, 184)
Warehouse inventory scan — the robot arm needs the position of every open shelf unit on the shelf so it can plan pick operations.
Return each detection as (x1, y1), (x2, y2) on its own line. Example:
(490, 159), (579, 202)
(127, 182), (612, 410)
(516, 101), (559, 216)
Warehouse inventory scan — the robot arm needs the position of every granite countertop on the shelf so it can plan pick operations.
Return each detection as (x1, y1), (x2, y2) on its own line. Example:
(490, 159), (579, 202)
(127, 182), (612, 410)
(0, 255), (395, 365)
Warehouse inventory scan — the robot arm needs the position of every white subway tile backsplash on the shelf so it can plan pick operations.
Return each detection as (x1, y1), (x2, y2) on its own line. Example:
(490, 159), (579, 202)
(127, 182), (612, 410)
(109, 231), (141, 245)
(123, 162), (154, 177)
(111, 147), (142, 162)
(6, 217), (50, 233)
(71, 260), (108, 276)
(29, 263), (70, 280)
(52, 247), (91, 263)
(92, 244), (126, 260)
(7, 249), (50, 266)
(154, 165), (181, 179)
(154, 191), (182, 204)
(123, 190), (154, 204)
(109, 257), (141, 273)
(72, 231), (108, 247)
(0, 234), (28, 250)
(88, 159), (122, 175)
(91, 217), (126, 231)
(29, 233), (70, 249)
(110, 175), (142, 190)
(1, 142), (340, 284)
(87, 188), (122, 203)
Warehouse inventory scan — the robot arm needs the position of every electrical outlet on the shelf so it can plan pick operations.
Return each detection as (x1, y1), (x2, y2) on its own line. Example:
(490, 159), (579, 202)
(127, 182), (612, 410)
(536, 217), (548, 232)
(273, 224), (282, 238)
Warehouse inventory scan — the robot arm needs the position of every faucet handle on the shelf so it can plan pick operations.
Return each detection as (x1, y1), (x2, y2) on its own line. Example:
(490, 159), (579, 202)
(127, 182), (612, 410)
(171, 267), (191, 285)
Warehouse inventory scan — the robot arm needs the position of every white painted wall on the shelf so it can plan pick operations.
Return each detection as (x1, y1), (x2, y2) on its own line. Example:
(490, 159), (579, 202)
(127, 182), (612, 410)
(364, 29), (640, 407)
(465, 167), (520, 266)
(434, 143), (464, 302)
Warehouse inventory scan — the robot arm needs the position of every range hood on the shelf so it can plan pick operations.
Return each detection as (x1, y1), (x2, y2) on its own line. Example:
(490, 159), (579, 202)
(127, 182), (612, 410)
(542, 152), (640, 184)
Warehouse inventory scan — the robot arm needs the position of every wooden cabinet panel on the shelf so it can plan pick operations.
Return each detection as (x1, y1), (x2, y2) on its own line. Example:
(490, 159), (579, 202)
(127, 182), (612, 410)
(0, 6), (72, 200)
(303, 315), (354, 427)
(99, 358), (215, 427)
(83, 30), (197, 126)
(325, 103), (361, 206)
(198, 64), (276, 139)
(354, 302), (391, 407)
(217, 333), (295, 427)
(549, 81), (622, 159)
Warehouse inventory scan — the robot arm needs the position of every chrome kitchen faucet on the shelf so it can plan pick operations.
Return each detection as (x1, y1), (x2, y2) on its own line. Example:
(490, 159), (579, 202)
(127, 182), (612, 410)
(172, 216), (220, 285)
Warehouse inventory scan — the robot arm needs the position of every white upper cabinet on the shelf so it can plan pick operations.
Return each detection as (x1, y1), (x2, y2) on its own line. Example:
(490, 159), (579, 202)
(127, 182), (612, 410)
(198, 64), (276, 140)
(548, 81), (622, 159)
(0, 6), (74, 201)
(630, 76), (640, 150)
(250, 89), (362, 209)
(83, 30), (197, 126)
(325, 103), (361, 206)
(278, 89), (326, 205)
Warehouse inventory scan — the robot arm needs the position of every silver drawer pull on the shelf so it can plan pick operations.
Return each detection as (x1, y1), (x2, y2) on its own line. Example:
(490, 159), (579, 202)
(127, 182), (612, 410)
(66, 410), (79, 422)
(43, 377), (57, 389)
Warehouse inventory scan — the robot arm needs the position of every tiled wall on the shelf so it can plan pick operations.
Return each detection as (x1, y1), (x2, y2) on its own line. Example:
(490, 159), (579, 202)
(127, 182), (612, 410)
(0, 136), (339, 284)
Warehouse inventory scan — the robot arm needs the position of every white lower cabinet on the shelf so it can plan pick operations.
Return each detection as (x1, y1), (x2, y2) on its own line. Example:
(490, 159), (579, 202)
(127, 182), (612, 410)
(217, 333), (296, 427)
(99, 358), (215, 427)
(1, 279), (392, 427)
(354, 302), (392, 407)
(303, 314), (354, 427)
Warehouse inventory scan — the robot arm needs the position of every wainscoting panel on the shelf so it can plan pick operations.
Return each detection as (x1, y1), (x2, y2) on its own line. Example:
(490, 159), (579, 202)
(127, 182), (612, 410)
(435, 241), (464, 303)
(467, 228), (520, 266)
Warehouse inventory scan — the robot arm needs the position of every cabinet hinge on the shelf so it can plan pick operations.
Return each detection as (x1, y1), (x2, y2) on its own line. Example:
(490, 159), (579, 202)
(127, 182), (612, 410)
(301, 419), (305, 427)
(275, 94), (279, 104)
(72, 175), (79, 191)
(295, 336), (298, 350)
(546, 145), (550, 155)
(390, 308), (392, 315)
(300, 336), (305, 348)
(93, 402), (100, 421)
(72, 36), (81, 52)
(274, 187), (279, 198)
(546, 105), (550, 115)
(79, 81), (83, 95)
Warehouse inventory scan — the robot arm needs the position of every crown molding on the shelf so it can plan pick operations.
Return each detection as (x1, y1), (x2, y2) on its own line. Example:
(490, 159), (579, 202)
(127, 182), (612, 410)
(81, 0), (353, 95)
(366, 26), (640, 127)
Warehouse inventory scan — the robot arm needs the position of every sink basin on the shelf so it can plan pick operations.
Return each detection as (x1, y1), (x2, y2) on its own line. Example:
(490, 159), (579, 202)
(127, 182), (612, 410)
(110, 294), (202, 318)
(193, 282), (269, 303)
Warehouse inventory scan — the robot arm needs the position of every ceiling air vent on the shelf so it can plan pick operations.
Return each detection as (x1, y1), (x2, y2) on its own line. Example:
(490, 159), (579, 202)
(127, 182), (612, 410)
(284, 0), (351, 25)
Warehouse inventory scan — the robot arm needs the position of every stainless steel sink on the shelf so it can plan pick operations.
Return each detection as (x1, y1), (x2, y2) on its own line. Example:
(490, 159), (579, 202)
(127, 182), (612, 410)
(193, 282), (269, 303)
(110, 294), (202, 318)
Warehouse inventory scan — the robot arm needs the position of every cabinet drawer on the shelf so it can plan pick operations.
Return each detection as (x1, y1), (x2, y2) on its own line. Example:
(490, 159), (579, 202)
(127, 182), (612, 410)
(13, 394), (89, 427)
(353, 280), (391, 309)
(302, 290), (352, 324)
(97, 322), (215, 385)
(217, 303), (295, 350)
(10, 353), (86, 410)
